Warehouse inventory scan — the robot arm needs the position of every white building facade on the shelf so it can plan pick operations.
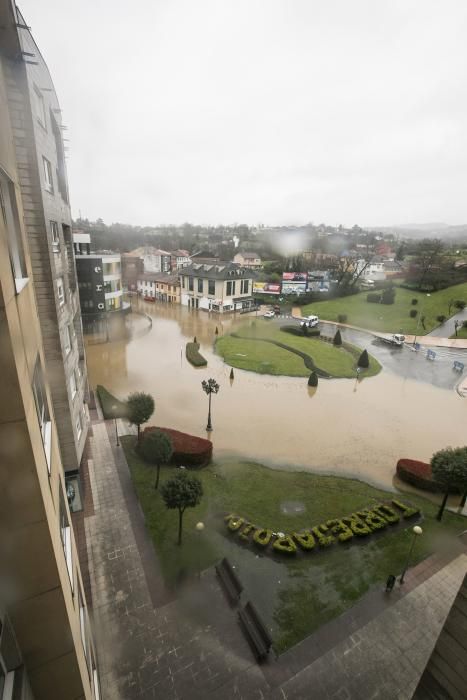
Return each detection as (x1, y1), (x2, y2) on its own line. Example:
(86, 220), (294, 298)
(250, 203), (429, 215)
(179, 263), (254, 312)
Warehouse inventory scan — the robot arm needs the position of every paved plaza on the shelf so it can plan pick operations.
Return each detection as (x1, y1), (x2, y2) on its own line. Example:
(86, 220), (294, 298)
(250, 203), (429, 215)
(84, 419), (467, 699)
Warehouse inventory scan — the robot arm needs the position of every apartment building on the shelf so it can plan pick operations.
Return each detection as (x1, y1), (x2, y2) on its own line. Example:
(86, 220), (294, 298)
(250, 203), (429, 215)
(0, 4), (99, 697)
(170, 249), (191, 271)
(1, 2), (88, 476)
(74, 233), (124, 315)
(233, 251), (263, 269)
(179, 262), (254, 312)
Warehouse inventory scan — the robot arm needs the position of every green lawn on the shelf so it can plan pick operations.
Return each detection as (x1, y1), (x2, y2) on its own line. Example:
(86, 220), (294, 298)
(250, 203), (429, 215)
(450, 327), (467, 339)
(123, 438), (466, 652)
(301, 282), (467, 334)
(215, 321), (381, 378)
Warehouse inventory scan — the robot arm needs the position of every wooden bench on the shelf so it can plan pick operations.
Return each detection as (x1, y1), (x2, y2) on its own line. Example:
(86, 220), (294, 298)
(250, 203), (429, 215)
(238, 601), (273, 662)
(215, 557), (243, 605)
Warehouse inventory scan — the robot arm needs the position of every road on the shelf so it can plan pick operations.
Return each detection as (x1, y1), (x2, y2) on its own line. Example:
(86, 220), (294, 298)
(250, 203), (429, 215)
(272, 314), (467, 390)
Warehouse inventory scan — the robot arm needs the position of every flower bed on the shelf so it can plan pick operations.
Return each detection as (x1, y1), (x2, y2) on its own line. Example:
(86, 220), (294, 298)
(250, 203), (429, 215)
(224, 499), (421, 556)
(186, 342), (207, 367)
(143, 426), (212, 467)
(396, 458), (452, 493)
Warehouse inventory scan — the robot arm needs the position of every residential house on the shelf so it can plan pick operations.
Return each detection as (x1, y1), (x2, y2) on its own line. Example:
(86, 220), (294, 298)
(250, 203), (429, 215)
(126, 246), (171, 273)
(137, 272), (180, 303)
(170, 249), (191, 271)
(233, 251), (263, 269)
(179, 262), (254, 312)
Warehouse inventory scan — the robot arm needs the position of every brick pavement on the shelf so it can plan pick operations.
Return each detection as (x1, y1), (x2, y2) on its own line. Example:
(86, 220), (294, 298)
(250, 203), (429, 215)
(85, 419), (467, 700)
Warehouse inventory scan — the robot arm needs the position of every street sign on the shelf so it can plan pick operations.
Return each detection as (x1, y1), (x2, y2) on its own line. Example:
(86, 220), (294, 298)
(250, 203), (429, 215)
(426, 350), (436, 361)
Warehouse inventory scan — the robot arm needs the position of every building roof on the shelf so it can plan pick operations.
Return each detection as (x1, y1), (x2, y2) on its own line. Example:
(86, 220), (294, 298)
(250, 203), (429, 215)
(180, 262), (253, 280)
(190, 250), (218, 260)
(126, 246), (171, 257)
(170, 249), (190, 257)
(237, 251), (261, 259)
(138, 273), (180, 285)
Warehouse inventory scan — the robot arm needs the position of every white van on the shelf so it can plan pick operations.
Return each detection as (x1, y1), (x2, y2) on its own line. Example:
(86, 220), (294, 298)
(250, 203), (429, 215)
(300, 315), (319, 328)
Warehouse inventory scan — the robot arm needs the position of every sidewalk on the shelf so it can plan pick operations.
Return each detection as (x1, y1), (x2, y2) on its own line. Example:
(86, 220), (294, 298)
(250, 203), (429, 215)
(85, 419), (467, 699)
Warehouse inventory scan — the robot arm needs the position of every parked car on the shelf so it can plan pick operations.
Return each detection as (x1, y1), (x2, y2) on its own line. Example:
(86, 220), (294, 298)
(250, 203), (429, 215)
(263, 310), (275, 319)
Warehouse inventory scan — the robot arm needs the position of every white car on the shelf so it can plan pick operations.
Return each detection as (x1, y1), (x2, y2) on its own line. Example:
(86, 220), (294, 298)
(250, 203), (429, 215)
(300, 315), (319, 328)
(263, 310), (275, 319)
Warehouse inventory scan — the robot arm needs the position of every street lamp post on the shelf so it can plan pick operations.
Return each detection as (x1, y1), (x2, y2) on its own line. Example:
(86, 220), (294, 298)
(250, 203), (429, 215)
(111, 404), (120, 447)
(413, 294), (430, 347)
(399, 525), (423, 584)
(195, 521), (205, 578)
(202, 378), (220, 432)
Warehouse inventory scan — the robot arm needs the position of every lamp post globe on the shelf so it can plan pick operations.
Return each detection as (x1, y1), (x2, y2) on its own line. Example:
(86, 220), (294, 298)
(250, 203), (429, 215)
(195, 521), (205, 532)
(400, 524), (423, 584)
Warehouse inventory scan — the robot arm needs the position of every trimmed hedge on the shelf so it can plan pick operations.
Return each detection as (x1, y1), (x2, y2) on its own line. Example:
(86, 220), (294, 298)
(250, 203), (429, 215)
(337, 314), (348, 323)
(96, 385), (128, 419)
(143, 426), (212, 467)
(224, 498), (421, 556)
(186, 342), (207, 367)
(396, 458), (459, 493)
(281, 325), (321, 337)
(367, 293), (382, 303)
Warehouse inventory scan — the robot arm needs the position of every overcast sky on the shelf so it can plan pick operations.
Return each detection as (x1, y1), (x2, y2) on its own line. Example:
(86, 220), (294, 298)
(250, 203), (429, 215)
(21, 0), (467, 228)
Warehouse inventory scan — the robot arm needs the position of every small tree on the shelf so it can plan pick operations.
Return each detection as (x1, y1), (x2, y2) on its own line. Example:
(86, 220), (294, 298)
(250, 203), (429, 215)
(357, 349), (369, 368)
(308, 371), (318, 387)
(127, 392), (155, 442)
(411, 298), (418, 306)
(381, 287), (396, 305)
(337, 314), (347, 323)
(333, 330), (342, 346)
(140, 430), (173, 489)
(161, 472), (203, 545)
(409, 309), (418, 318)
(431, 447), (467, 521)
(436, 314), (446, 324)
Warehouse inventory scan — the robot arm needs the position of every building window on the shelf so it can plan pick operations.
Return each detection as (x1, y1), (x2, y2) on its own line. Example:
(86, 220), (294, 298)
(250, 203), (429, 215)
(208, 280), (215, 295)
(78, 585), (88, 659)
(197, 278), (203, 293)
(51, 221), (60, 253)
(56, 277), (65, 305)
(226, 280), (236, 296)
(181, 276), (185, 289)
(70, 372), (77, 400)
(42, 157), (54, 192)
(92, 657), (101, 700)
(63, 325), (71, 355)
(188, 277), (194, 292)
(34, 85), (47, 128)
(60, 490), (73, 591)
(0, 171), (28, 293)
(76, 412), (82, 440)
(32, 358), (52, 474)
(241, 279), (249, 294)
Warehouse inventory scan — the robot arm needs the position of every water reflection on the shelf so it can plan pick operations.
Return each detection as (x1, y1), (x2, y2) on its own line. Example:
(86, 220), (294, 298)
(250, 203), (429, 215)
(85, 300), (467, 489)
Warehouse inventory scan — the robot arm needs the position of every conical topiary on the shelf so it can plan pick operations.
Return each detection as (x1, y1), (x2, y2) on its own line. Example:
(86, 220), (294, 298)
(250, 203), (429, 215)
(194, 336), (197, 343)
(230, 368), (234, 380)
(357, 349), (369, 368)
(308, 371), (318, 387)
(215, 326), (219, 335)
(333, 329), (342, 346)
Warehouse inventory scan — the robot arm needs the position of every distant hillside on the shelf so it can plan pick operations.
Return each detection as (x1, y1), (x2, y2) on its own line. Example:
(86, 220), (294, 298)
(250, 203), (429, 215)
(367, 223), (467, 241)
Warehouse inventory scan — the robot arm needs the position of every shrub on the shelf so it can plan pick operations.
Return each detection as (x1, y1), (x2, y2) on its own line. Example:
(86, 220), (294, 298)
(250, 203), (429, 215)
(326, 519), (353, 543)
(374, 504), (399, 524)
(143, 426), (213, 466)
(186, 342), (207, 367)
(127, 392), (155, 442)
(253, 528), (273, 547)
(292, 531), (316, 551)
(342, 515), (371, 537)
(140, 430), (173, 489)
(308, 371), (318, 387)
(239, 523), (255, 541)
(411, 298), (418, 305)
(437, 315), (446, 324)
(272, 535), (297, 554)
(391, 499), (420, 519)
(337, 314), (348, 323)
(333, 329), (342, 346)
(455, 300), (466, 310)
(227, 515), (245, 532)
(463, 320), (467, 329)
(381, 287), (396, 305)
(409, 309), (418, 318)
(311, 525), (334, 547)
(281, 325), (320, 337)
(96, 385), (128, 419)
(396, 458), (442, 492)
(367, 293), (381, 304)
(357, 349), (369, 368)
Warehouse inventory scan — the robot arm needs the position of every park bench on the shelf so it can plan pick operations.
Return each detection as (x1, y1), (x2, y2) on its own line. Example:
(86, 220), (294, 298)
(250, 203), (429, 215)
(215, 557), (243, 605)
(238, 601), (273, 662)
(453, 360), (464, 372)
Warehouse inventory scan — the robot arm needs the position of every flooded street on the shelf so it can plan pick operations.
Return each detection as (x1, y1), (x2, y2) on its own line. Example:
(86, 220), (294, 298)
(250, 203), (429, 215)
(85, 301), (467, 489)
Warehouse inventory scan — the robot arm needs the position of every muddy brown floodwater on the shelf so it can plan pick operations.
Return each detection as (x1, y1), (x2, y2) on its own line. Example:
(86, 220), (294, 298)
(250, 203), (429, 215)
(85, 301), (467, 489)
